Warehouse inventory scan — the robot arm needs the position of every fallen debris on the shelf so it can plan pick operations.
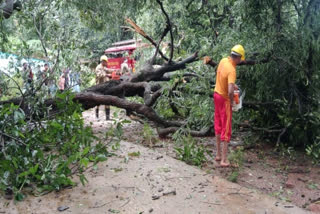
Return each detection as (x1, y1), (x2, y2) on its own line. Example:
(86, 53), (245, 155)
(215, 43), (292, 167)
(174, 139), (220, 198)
(57, 206), (69, 212)
(156, 155), (163, 160)
(152, 195), (160, 200)
(201, 201), (223, 205)
(284, 205), (294, 208)
(162, 189), (176, 196)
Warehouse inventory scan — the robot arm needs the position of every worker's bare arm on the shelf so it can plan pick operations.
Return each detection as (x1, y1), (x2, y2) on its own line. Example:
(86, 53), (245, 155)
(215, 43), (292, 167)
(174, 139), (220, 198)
(228, 83), (234, 105)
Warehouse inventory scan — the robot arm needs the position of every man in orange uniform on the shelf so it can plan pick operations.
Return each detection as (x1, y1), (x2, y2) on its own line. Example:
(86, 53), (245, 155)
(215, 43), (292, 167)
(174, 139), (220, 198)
(204, 45), (245, 167)
(95, 55), (113, 120)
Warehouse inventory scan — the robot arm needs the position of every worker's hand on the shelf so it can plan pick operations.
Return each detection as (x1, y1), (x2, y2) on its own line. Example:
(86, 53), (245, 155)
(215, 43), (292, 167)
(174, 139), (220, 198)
(231, 101), (237, 112)
(203, 56), (211, 64)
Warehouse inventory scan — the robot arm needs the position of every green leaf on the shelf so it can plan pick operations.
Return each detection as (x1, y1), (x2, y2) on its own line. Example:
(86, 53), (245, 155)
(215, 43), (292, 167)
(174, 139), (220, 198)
(79, 174), (88, 186)
(15, 192), (25, 201)
(80, 158), (89, 167)
(82, 147), (90, 156)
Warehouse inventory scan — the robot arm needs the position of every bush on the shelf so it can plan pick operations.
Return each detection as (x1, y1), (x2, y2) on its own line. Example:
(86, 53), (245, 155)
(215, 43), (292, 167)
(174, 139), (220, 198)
(174, 135), (207, 167)
(0, 92), (109, 200)
(306, 140), (320, 165)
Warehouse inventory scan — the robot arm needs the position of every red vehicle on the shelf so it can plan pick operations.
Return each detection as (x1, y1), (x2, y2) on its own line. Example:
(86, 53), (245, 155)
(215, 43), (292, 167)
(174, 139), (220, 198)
(105, 39), (148, 79)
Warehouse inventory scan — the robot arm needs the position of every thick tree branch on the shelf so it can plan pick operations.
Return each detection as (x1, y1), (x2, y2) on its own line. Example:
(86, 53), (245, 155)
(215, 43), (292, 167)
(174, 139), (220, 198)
(75, 92), (183, 128)
(238, 58), (270, 66)
(206, 59), (218, 67)
(130, 52), (199, 82)
(85, 81), (161, 98)
(145, 89), (163, 107)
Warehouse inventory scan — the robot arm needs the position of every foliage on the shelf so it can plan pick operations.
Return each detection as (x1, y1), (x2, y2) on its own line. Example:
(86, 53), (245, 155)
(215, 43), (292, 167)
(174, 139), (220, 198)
(228, 171), (239, 183)
(174, 135), (207, 167)
(306, 140), (320, 165)
(141, 123), (158, 146)
(276, 144), (296, 160)
(154, 69), (214, 131)
(105, 110), (131, 148)
(134, 0), (320, 152)
(228, 147), (245, 183)
(0, 92), (109, 200)
(228, 147), (245, 169)
(128, 151), (141, 157)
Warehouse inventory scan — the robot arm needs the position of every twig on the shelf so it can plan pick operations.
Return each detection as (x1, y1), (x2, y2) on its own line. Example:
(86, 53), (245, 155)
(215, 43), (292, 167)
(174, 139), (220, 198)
(151, 24), (170, 64)
(156, 0), (174, 63)
(1, 72), (24, 105)
(32, 13), (48, 58)
(201, 201), (223, 205)
(0, 131), (26, 145)
(276, 127), (287, 146)
(227, 186), (253, 197)
(162, 189), (176, 196)
(90, 199), (118, 209)
(164, 176), (191, 181)
(120, 199), (130, 208)
(228, 190), (253, 197)
(108, 185), (144, 193)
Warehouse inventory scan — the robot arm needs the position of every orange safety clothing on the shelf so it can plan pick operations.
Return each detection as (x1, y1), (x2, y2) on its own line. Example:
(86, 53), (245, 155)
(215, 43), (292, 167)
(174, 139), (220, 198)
(214, 57), (237, 99)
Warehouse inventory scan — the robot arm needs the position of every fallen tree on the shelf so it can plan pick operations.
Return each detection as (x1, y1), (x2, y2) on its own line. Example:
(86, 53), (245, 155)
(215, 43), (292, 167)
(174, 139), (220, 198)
(0, 1), (267, 138)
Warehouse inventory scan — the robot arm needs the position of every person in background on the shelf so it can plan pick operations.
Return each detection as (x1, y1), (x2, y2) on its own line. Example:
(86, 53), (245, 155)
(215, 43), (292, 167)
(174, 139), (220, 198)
(58, 71), (65, 92)
(70, 70), (81, 93)
(38, 63), (51, 95)
(43, 63), (57, 96)
(121, 59), (131, 76)
(58, 68), (69, 92)
(95, 55), (112, 120)
(21, 59), (34, 93)
(64, 68), (70, 90)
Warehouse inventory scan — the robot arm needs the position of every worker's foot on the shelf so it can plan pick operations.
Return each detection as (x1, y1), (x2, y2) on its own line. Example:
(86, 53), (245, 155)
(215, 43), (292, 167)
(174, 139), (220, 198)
(214, 156), (221, 161)
(220, 160), (230, 167)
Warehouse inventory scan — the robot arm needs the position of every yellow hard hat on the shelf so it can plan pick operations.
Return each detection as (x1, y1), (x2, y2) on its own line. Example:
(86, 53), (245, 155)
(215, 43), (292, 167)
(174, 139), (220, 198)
(231, 45), (245, 60)
(100, 55), (108, 62)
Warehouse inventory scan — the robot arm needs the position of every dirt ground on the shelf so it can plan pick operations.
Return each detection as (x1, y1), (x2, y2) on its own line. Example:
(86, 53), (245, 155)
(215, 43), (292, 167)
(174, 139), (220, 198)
(0, 107), (317, 214)
(90, 107), (319, 212)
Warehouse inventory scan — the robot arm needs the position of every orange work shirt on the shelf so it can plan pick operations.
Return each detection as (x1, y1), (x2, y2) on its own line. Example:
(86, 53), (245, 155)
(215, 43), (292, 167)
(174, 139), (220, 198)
(214, 57), (237, 99)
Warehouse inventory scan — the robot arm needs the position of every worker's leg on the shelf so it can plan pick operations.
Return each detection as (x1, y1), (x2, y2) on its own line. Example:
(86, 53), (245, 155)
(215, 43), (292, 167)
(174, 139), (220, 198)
(95, 77), (101, 119)
(221, 141), (230, 167)
(220, 101), (232, 167)
(105, 105), (110, 120)
(215, 134), (221, 161)
(214, 93), (223, 161)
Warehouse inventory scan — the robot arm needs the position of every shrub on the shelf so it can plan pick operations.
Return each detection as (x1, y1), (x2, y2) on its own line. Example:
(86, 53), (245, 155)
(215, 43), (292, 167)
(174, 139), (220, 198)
(0, 92), (109, 200)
